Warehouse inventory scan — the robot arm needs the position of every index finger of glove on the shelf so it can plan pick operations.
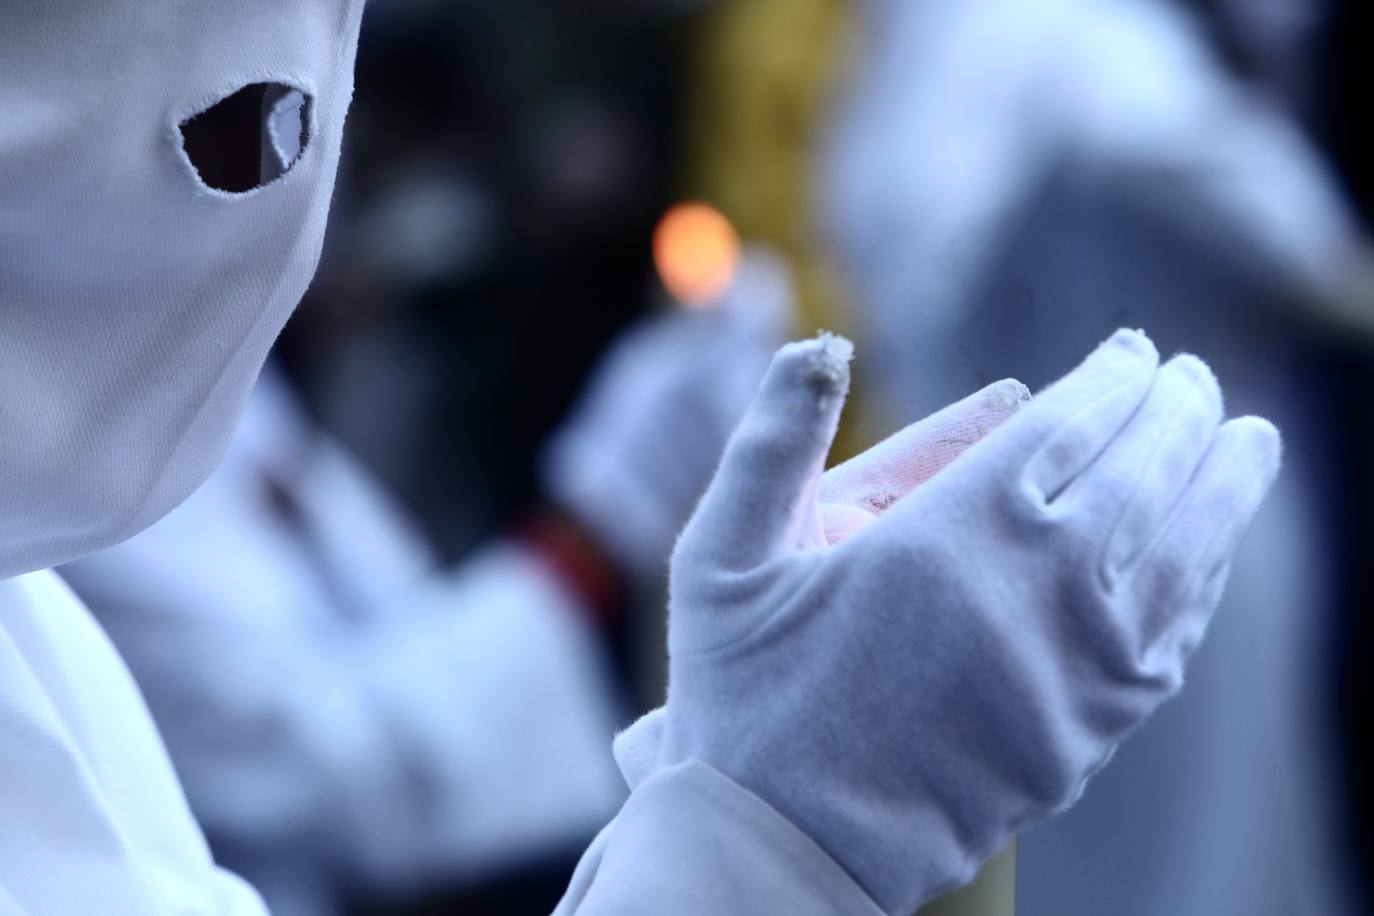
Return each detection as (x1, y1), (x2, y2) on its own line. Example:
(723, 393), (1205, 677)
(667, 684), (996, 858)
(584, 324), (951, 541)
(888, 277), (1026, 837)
(821, 378), (1031, 516)
(850, 330), (1158, 549)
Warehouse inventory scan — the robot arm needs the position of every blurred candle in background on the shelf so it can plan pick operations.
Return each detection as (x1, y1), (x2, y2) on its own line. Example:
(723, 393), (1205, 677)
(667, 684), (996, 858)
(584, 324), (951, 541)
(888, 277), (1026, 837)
(653, 201), (741, 308)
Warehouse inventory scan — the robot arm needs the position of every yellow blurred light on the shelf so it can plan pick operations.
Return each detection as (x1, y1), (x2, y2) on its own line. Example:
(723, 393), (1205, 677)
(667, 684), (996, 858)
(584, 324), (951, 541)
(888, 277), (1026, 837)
(653, 201), (741, 308)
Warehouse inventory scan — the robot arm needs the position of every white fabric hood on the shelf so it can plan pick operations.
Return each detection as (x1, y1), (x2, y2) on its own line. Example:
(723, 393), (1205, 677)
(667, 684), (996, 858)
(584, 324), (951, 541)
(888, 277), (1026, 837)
(0, 1), (364, 579)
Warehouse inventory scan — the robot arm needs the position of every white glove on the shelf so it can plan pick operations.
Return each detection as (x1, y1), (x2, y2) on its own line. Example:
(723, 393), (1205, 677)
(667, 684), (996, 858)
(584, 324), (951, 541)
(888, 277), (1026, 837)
(541, 247), (790, 580)
(610, 371), (1033, 787)
(634, 328), (1279, 914)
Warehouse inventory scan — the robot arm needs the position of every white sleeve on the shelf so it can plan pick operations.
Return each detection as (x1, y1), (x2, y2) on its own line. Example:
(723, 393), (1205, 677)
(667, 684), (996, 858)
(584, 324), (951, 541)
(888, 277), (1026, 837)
(0, 571), (267, 916)
(345, 544), (628, 888)
(61, 520), (626, 896)
(552, 761), (885, 916)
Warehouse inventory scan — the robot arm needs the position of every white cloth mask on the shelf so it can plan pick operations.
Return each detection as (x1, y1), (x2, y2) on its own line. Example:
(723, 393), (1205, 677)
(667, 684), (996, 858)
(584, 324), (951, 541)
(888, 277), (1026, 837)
(1, 1), (365, 578)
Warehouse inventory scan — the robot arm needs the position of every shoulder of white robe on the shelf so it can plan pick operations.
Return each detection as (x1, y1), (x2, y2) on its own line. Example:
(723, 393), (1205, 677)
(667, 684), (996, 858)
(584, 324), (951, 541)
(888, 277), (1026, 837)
(0, 570), (269, 916)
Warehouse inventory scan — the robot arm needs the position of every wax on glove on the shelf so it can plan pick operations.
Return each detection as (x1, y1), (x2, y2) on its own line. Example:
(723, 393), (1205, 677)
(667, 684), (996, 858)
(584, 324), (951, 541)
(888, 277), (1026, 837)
(540, 247), (790, 581)
(650, 328), (1280, 914)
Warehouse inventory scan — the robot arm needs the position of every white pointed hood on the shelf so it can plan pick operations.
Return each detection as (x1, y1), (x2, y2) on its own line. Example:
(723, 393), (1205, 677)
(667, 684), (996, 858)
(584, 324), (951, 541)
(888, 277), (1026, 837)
(1, 0), (365, 578)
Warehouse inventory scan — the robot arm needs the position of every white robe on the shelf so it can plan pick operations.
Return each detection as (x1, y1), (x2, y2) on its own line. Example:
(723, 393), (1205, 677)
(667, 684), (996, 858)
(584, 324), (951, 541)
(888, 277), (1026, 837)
(58, 376), (628, 913)
(0, 571), (265, 914)
(31, 374), (885, 915)
(1, 567), (881, 915)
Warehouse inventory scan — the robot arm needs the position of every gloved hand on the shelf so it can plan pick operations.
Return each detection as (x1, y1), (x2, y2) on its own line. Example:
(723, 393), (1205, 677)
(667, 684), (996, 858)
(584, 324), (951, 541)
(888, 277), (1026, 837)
(610, 370), (1033, 786)
(627, 328), (1281, 914)
(541, 247), (790, 582)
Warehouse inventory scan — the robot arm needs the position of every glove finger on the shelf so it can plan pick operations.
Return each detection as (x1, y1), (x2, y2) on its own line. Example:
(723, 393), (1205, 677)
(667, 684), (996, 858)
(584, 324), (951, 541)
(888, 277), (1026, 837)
(1010, 329), (1160, 502)
(1128, 415), (1281, 651)
(820, 378), (1030, 520)
(1065, 354), (1224, 580)
(818, 501), (878, 545)
(612, 707), (666, 792)
(675, 333), (851, 571)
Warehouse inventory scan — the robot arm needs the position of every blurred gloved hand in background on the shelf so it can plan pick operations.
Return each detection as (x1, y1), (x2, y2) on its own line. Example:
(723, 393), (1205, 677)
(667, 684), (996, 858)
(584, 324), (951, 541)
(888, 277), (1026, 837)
(541, 247), (791, 585)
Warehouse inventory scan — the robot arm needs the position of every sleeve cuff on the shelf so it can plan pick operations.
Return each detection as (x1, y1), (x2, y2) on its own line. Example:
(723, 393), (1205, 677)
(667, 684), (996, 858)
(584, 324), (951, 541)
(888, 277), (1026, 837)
(569, 759), (886, 915)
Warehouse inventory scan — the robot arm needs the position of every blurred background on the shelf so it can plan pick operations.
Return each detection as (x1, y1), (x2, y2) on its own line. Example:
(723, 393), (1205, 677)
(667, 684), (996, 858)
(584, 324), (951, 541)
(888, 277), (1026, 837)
(59, 0), (1374, 914)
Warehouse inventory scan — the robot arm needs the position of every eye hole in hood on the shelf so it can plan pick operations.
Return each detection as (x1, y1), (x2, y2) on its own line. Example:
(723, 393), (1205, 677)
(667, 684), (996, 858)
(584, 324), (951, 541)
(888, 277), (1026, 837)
(180, 82), (312, 194)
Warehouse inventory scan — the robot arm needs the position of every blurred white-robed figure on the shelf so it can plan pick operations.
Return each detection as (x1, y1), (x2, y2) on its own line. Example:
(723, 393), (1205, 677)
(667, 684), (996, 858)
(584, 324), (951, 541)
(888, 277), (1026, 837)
(821, 0), (1365, 912)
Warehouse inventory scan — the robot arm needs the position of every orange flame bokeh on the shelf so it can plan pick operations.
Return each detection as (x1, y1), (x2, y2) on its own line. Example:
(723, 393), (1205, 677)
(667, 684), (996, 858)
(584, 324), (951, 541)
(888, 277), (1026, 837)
(652, 202), (741, 308)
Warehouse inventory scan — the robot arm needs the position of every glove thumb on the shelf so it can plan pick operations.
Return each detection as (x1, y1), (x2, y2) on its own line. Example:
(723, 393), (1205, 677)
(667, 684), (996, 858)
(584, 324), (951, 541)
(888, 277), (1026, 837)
(674, 333), (852, 572)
